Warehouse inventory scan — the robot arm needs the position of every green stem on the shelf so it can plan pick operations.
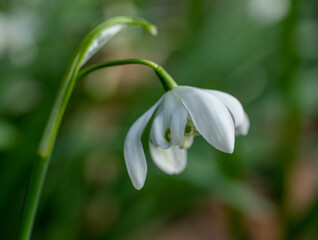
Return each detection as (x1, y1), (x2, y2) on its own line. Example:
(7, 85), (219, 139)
(16, 156), (49, 240)
(78, 58), (178, 91)
(15, 16), (161, 240)
(16, 59), (177, 240)
(16, 58), (177, 240)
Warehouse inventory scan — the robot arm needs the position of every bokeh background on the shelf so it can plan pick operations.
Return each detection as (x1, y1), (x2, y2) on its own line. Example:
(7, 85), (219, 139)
(1, 0), (318, 239)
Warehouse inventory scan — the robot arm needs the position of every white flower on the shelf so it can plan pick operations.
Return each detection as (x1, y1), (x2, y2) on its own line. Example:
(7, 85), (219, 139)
(124, 86), (250, 189)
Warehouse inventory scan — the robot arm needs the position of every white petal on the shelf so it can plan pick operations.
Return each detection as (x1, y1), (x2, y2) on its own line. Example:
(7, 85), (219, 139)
(150, 92), (187, 148)
(149, 142), (187, 174)
(236, 112), (250, 136)
(207, 90), (245, 127)
(150, 100), (171, 149)
(124, 97), (163, 190)
(181, 135), (194, 149)
(170, 102), (188, 146)
(173, 86), (235, 153)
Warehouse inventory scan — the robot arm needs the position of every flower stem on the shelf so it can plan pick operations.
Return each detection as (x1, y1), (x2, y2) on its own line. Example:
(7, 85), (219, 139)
(15, 16), (159, 240)
(78, 58), (178, 91)
(16, 156), (49, 240)
(16, 57), (177, 240)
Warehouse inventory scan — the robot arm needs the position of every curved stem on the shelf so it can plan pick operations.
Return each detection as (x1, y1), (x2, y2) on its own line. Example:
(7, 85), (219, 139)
(16, 156), (49, 240)
(15, 59), (177, 240)
(78, 58), (178, 91)
(16, 59), (177, 240)
(16, 16), (158, 240)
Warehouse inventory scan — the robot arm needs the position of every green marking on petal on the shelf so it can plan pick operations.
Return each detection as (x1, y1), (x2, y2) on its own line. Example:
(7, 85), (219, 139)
(161, 148), (170, 164)
(185, 125), (192, 135)
(164, 128), (171, 143)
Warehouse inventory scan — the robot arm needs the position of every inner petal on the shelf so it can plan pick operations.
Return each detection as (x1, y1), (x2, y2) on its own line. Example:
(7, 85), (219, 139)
(170, 104), (188, 146)
(181, 135), (194, 149)
(150, 104), (171, 149)
(149, 141), (187, 175)
(150, 91), (188, 148)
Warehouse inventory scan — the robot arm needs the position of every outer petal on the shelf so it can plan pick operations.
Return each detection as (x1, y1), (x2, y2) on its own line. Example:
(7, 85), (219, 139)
(149, 142), (187, 174)
(206, 90), (245, 127)
(124, 97), (163, 190)
(150, 92), (187, 148)
(173, 86), (235, 153)
(236, 112), (250, 136)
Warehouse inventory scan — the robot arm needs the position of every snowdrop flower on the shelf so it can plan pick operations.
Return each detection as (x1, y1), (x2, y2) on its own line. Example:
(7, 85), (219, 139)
(124, 85), (249, 189)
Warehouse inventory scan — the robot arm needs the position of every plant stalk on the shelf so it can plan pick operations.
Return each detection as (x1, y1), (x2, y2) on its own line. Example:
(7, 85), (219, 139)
(16, 59), (176, 240)
(78, 58), (178, 91)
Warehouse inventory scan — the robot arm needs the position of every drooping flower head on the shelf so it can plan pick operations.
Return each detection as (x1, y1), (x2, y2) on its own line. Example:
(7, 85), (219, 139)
(124, 86), (249, 189)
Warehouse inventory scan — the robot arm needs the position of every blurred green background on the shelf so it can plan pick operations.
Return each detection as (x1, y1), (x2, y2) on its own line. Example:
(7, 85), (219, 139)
(1, 0), (318, 239)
